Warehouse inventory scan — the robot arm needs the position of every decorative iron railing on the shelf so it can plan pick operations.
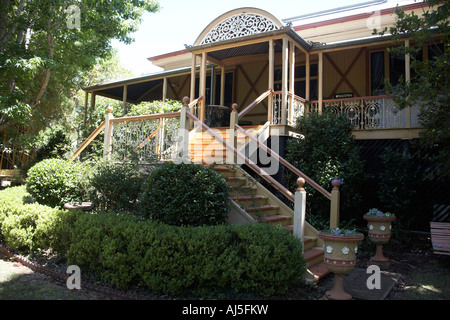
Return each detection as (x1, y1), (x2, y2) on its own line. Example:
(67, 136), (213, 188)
(310, 96), (422, 130)
(272, 91), (306, 126)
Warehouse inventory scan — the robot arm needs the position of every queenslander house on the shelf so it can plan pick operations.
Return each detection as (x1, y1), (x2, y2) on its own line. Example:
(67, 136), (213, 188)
(70, 0), (448, 279)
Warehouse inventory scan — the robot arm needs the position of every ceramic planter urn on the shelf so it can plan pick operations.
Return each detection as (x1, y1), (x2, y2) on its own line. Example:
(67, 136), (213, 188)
(363, 215), (396, 262)
(318, 231), (364, 300)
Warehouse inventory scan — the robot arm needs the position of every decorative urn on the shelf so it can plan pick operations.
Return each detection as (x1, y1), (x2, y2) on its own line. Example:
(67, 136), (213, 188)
(318, 228), (364, 300)
(363, 208), (396, 262)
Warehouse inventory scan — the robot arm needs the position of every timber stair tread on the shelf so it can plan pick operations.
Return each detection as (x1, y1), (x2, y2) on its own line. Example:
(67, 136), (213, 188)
(307, 261), (330, 280)
(245, 204), (279, 212)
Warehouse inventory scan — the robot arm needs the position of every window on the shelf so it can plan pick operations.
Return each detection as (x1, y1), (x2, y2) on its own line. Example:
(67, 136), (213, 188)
(389, 53), (405, 86)
(370, 51), (385, 95)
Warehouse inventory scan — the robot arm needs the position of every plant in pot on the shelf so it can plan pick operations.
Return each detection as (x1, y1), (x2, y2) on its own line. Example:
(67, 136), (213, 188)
(363, 208), (396, 263)
(318, 228), (364, 300)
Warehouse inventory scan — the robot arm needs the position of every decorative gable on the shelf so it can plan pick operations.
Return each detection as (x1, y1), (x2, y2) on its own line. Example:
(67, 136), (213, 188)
(199, 12), (281, 45)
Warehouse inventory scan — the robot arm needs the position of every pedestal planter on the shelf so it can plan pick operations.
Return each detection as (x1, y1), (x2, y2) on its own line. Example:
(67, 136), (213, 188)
(363, 214), (396, 262)
(318, 230), (364, 300)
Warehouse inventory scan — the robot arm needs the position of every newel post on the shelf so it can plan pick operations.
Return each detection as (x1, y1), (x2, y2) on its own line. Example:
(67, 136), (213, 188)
(330, 178), (341, 229)
(103, 106), (114, 160)
(177, 96), (190, 163)
(293, 177), (306, 251)
(228, 103), (239, 164)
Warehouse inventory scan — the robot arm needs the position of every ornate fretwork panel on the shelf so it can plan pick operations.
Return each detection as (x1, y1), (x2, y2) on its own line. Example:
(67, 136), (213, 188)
(111, 117), (180, 163)
(200, 13), (280, 45)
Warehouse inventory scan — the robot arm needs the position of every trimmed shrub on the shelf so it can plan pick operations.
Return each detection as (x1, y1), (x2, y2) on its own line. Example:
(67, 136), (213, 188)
(65, 211), (306, 297)
(25, 158), (89, 208)
(89, 161), (146, 212)
(0, 186), (77, 252)
(139, 162), (230, 226)
(0, 186), (306, 298)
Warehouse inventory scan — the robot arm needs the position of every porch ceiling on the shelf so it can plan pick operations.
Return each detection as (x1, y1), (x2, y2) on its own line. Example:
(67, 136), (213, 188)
(83, 67), (195, 103)
(207, 41), (282, 61)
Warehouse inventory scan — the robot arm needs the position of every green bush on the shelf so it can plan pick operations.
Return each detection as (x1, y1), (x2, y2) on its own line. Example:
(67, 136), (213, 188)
(127, 99), (182, 116)
(89, 161), (146, 212)
(65, 212), (306, 297)
(25, 158), (89, 208)
(0, 186), (306, 298)
(0, 186), (78, 252)
(140, 162), (230, 226)
(286, 110), (366, 221)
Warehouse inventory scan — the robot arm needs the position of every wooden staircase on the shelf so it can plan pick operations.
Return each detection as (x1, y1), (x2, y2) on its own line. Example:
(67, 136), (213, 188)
(188, 127), (330, 282)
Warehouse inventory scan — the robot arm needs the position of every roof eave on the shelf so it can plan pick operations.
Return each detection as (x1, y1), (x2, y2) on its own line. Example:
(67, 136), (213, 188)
(186, 26), (312, 54)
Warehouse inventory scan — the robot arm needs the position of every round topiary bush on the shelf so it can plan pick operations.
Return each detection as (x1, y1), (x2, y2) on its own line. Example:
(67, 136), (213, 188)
(140, 162), (230, 226)
(26, 158), (88, 208)
(89, 161), (146, 212)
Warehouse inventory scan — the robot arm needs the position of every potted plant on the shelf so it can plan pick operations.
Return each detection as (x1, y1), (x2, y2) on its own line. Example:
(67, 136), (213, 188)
(363, 208), (396, 262)
(318, 228), (364, 300)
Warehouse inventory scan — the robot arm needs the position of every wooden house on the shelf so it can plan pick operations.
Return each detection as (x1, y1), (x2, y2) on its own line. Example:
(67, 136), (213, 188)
(75, 0), (447, 280)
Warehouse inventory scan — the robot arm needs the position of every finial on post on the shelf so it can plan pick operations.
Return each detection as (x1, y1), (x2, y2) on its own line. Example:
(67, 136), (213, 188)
(331, 178), (342, 190)
(183, 96), (190, 107)
(296, 177), (305, 192)
(232, 103), (238, 112)
(107, 106), (113, 114)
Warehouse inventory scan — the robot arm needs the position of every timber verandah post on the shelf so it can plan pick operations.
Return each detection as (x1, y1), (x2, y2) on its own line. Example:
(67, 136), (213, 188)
(103, 106), (114, 160)
(228, 103), (239, 164)
(293, 177), (306, 252)
(330, 179), (341, 229)
(178, 97), (191, 162)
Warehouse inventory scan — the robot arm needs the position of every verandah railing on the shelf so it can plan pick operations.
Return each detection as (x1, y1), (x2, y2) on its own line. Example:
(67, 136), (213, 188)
(236, 89), (421, 130)
(310, 95), (422, 130)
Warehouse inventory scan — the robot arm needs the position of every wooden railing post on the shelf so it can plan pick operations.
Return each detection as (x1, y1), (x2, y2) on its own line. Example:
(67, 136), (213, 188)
(293, 177), (306, 251)
(177, 96), (190, 163)
(103, 106), (114, 160)
(330, 178), (341, 229)
(228, 103), (239, 164)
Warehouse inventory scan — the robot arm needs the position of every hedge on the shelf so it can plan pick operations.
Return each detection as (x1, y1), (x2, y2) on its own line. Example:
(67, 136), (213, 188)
(0, 186), (306, 298)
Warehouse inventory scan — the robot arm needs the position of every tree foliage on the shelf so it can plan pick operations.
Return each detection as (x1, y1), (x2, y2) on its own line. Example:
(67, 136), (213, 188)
(376, 0), (449, 176)
(0, 0), (160, 136)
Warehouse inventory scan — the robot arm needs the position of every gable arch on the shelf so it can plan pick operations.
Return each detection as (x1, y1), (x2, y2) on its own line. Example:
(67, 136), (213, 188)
(194, 8), (284, 46)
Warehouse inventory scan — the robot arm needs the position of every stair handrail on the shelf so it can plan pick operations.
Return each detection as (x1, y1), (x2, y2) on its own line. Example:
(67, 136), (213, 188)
(235, 124), (331, 200)
(272, 90), (307, 103)
(109, 111), (180, 123)
(70, 120), (106, 161)
(185, 109), (296, 203)
(238, 89), (272, 119)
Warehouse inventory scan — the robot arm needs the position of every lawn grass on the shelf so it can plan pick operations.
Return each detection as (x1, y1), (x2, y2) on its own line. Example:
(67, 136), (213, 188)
(407, 262), (450, 300)
(0, 258), (90, 300)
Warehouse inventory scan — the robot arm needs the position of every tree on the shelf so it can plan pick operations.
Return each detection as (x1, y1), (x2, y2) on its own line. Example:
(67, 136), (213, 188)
(0, 0), (160, 135)
(376, 0), (449, 176)
(286, 110), (366, 223)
